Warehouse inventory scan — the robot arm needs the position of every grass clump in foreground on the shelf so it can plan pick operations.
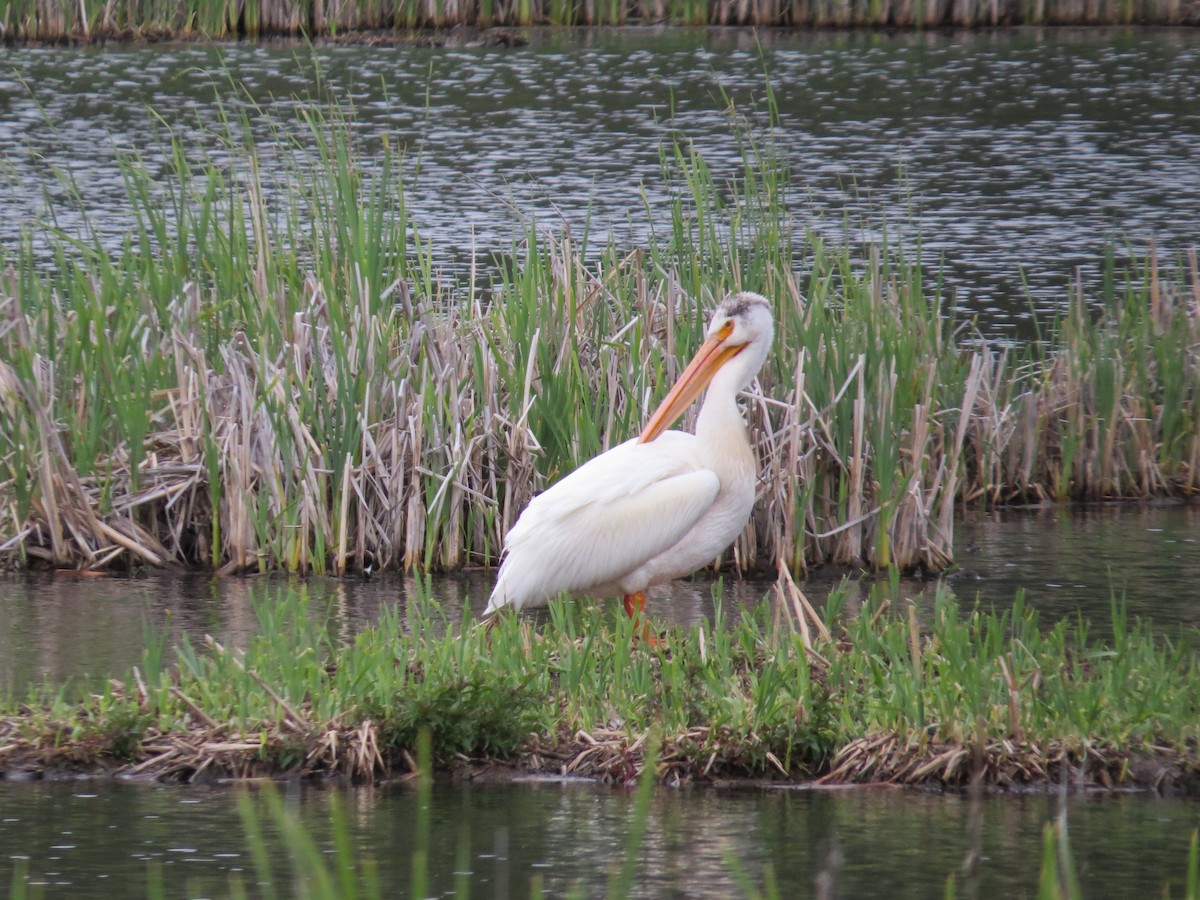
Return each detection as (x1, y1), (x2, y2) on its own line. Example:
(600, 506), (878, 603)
(0, 580), (1197, 792)
(1, 82), (1198, 578)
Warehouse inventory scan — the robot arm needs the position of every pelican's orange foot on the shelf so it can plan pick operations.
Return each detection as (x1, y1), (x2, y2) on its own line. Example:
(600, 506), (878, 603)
(638, 623), (665, 648)
(623, 592), (665, 648)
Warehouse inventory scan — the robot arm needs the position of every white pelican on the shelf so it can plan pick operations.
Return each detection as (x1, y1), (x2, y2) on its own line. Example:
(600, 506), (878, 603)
(484, 292), (774, 635)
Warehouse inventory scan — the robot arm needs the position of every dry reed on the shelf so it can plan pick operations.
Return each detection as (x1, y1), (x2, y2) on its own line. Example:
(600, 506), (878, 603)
(2, 0), (1197, 39)
(0, 104), (1197, 578)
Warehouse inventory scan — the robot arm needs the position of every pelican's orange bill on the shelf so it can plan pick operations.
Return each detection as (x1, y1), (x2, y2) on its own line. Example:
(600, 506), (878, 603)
(638, 322), (743, 443)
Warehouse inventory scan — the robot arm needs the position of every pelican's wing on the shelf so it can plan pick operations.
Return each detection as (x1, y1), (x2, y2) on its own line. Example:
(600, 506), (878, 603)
(486, 435), (718, 613)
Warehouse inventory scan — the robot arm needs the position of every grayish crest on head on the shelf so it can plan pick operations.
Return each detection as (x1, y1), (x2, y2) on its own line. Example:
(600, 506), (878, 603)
(715, 291), (770, 321)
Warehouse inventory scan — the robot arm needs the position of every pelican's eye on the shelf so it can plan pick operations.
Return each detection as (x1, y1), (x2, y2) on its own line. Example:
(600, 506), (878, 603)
(716, 320), (735, 340)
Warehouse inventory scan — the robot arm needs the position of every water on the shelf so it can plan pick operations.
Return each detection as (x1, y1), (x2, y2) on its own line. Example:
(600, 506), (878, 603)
(0, 519), (1196, 897)
(951, 502), (1200, 631)
(2, 778), (1198, 897)
(3, 29), (1200, 895)
(2, 28), (1199, 335)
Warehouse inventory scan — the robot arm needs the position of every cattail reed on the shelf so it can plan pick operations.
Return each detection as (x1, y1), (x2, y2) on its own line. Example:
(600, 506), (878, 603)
(2, 0), (1196, 39)
(0, 101), (1197, 577)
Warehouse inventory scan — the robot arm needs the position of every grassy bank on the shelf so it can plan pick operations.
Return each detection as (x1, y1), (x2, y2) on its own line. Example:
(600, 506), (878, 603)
(0, 96), (1198, 577)
(0, 582), (1197, 790)
(4, 0), (1198, 39)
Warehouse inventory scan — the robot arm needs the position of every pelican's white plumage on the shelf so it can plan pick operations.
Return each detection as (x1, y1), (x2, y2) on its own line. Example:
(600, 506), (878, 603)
(485, 292), (774, 619)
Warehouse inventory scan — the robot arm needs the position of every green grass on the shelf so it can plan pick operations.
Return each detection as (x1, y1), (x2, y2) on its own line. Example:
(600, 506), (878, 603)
(1, 83), (1197, 579)
(1, 580), (1196, 789)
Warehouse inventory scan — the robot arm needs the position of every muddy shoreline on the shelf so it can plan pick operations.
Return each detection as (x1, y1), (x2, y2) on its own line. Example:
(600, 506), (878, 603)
(3, 722), (1197, 796)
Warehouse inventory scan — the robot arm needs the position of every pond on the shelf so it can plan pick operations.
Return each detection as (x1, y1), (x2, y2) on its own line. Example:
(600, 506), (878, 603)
(2, 27), (1199, 336)
(2, 26), (1200, 898)
(3, 778), (1199, 897)
(1, 506), (1198, 895)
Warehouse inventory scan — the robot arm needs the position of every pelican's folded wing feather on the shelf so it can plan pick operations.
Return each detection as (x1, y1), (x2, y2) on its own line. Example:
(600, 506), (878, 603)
(486, 435), (718, 613)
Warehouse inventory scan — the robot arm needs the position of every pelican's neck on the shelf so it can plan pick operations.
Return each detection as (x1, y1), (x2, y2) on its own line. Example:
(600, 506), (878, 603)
(693, 330), (770, 463)
(694, 352), (753, 452)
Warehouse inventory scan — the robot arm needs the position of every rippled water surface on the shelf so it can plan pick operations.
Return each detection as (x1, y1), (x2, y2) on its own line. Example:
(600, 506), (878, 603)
(2, 28), (1199, 333)
(3, 779), (1199, 898)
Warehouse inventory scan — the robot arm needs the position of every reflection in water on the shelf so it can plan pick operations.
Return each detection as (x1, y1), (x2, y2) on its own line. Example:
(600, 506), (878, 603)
(951, 502), (1200, 630)
(0, 504), (1196, 695)
(1, 29), (1199, 334)
(0, 569), (774, 696)
(1, 779), (1198, 898)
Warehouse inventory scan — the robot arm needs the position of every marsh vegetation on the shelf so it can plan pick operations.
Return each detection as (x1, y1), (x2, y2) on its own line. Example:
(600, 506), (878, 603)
(5, 0), (1199, 41)
(1, 96), (1197, 578)
(1, 581), (1197, 794)
(1, 37), (1198, 900)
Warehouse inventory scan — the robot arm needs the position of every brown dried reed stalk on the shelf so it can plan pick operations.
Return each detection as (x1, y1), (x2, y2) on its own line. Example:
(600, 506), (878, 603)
(2, 244), (1198, 577)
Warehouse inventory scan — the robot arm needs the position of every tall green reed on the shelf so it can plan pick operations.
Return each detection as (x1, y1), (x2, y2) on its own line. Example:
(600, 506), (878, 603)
(2, 77), (1197, 578)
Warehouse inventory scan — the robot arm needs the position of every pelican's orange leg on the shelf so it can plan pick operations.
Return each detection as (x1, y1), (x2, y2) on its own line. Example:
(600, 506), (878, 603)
(622, 591), (662, 647)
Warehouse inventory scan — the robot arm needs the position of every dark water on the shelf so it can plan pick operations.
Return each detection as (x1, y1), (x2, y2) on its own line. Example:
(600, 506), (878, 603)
(2, 779), (1199, 898)
(2, 28), (1199, 334)
(951, 503), (1200, 632)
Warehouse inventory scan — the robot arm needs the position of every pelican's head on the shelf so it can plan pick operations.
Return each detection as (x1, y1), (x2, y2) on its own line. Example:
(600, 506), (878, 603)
(705, 291), (774, 381)
(639, 291), (774, 443)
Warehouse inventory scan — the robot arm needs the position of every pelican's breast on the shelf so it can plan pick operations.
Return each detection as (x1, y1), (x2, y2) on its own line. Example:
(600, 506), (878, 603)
(618, 429), (756, 592)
